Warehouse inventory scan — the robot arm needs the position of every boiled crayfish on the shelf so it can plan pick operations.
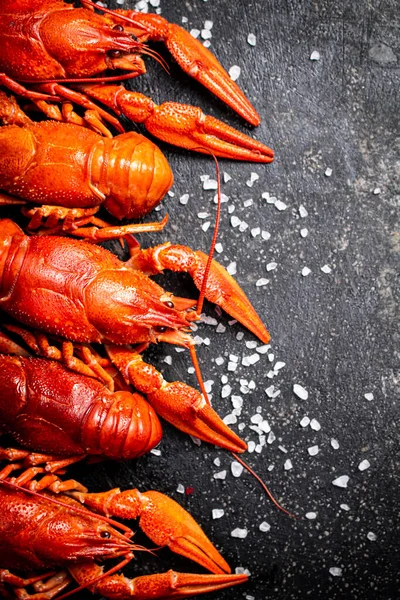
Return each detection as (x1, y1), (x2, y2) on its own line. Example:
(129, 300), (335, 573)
(0, 456), (247, 599)
(0, 0), (274, 163)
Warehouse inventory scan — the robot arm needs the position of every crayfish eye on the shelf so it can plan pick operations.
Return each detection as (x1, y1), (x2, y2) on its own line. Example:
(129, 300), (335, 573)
(164, 300), (174, 309)
(157, 326), (167, 333)
(113, 24), (124, 32)
(100, 530), (111, 539)
(109, 50), (122, 58)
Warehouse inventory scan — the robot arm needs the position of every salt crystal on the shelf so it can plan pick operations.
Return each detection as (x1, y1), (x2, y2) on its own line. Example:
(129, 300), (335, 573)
(321, 264), (332, 273)
(267, 431), (276, 444)
(331, 438), (340, 449)
(308, 445), (319, 456)
(236, 331), (244, 341)
(293, 384), (308, 400)
(229, 65), (241, 81)
(201, 221), (211, 232)
(216, 323), (226, 334)
(266, 262), (277, 271)
(300, 416), (310, 427)
(213, 193), (229, 204)
(265, 385), (275, 398)
(231, 395), (243, 409)
(215, 243), (223, 254)
(227, 261), (237, 275)
(275, 200), (287, 211)
(204, 20), (213, 30)
(167, 190), (175, 197)
(197, 212), (209, 219)
(310, 418), (321, 431)
(231, 528), (248, 539)
(214, 470), (227, 480)
(244, 198), (253, 208)
(176, 484), (185, 493)
(299, 205), (308, 218)
(259, 420), (271, 433)
(373, 187), (381, 195)
(358, 459), (370, 471)
(231, 461), (244, 477)
(310, 50), (321, 61)
(255, 444), (262, 453)
(164, 355), (172, 365)
(190, 29), (200, 38)
(190, 436), (201, 446)
(221, 384), (232, 398)
(150, 448), (161, 456)
(236, 567), (251, 576)
(238, 221), (249, 232)
(332, 475), (349, 488)
(251, 414), (263, 424)
(230, 215), (241, 228)
(259, 521), (271, 532)
(181, 16), (188, 23)
(256, 345), (270, 354)
(213, 457), (221, 467)
(364, 392), (374, 401)
(228, 205), (235, 214)
(228, 361), (238, 372)
(302, 267), (311, 277)
(367, 531), (377, 541)
(261, 192), (276, 204)
(212, 508), (224, 519)
(284, 459), (293, 470)
(223, 172), (232, 183)
(215, 356), (224, 366)
(248, 441), (256, 453)
(221, 375), (228, 384)
(300, 228), (308, 238)
(204, 380), (214, 394)
(246, 595), (255, 600)
(251, 227), (261, 237)
(324, 167), (333, 177)
(246, 172), (259, 187)
(329, 567), (342, 577)
(306, 512), (317, 520)
(203, 179), (218, 190)
(247, 33), (256, 46)
(201, 28), (212, 40)
(274, 361), (286, 371)
(180, 193), (189, 205)
(261, 230), (271, 240)
(340, 504), (350, 511)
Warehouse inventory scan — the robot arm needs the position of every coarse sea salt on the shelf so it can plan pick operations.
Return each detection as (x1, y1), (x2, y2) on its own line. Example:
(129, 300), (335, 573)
(247, 33), (256, 46)
(176, 484), (185, 494)
(300, 228), (308, 238)
(213, 457), (221, 467)
(180, 193), (189, 205)
(324, 167), (333, 177)
(300, 416), (310, 427)
(215, 243), (223, 254)
(373, 187), (381, 195)
(231, 528), (248, 539)
(190, 29), (200, 38)
(203, 178), (218, 190)
(321, 264), (332, 273)
(266, 262), (277, 272)
(310, 50), (321, 61)
(364, 392), (374, 401)
(284, 459), (293, 470)
(367, 531), (377, 541)
(331, 438), (340, 450)
(332, 475), (349, 488)
(340, 504), (350, 511)
(229, 65), (241, 81)
(212, 508), (225, 519)
(310, 418), (321, 431)
(247, 441), (256, 453)
(256, 278), (269, 287)
(308, 445), (319, 456)
(293, 384), (309, 400)
(306, 512), (317, 520)
(214, 470), (227, 480)
(259, 521), (271, 532)
(358, 459), (371, 471)
(261, 230), (271, 240)
(302, 267), (311, 277)
(299, 205), (308, 218)
(231, 461), (244, 477)
(275, 200), (287, 211)
(329, 567), (343, 577)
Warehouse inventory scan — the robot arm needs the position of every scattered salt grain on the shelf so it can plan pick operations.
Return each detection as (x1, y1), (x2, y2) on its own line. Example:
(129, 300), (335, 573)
(223, 413), (237, 426)
(251, 227), (261, 237)
(227, 262), (237, 275)
(259, 420), (271, 434)
(176, 484), (185, 494)
(216, 324), (226, 334)
(251, 414), (263, 424)
(244, 198), (254, 208)
(221, 384), (232, 398)
(358, 459), (371, 471)
(310, 418), (321, 431)
(236, 567), (251, 576)
(310, 50), (321, 61)
(274, 361), (286, 371)
(236, 331), (244, 341)
(265, 385), (275, 398)
(293, 384), (309, 400)
(203, 178), (218, 190)
(331, 438), (340, 450)
(302, 267), (311, 277)
(261, 192), (276, 204)
(228, 361), (238, 372)
(215, 356), (224, 366)
(300, 228), (308, 238)
(204, 20), (213, 30)
(150, 448), (161, 456)
(201, 221), (211, 232)
(167, 190), (175, 197)
(256, 278), (269, 287)
(364, 392), (374, 401)
(231, 528), (248, 539)
(213, 193), (229, 204)
(256, 345), (270, 354)
(190, 29), (200, 38)
(214, 243), (223, 254)
(299, 205), (308, 218)
(267, 431), (276, 444)
(373, 187), (381, 195)
(214, 470), (227, 480)
(367, 531), (377, 541)
(231, 461), (244, 477)
(247, 441), (256, 453)
(306, 512), (317, 520)
(247, 33), (256, 46)
(308, 445), (319, 456)
(284, 459), (293, 470)
(246, 172), (259, 187)
(275, 200), (288, 211)
(340, 504), (350, 511)
(213, 457), (221, 467)
(238, 221), (249, 232)
(266, 262), (277, 272)
(231, 215), (241, 228)
(229, 65), (241, 81)
(201, 28), (212, 40)
(324, 167), (333, 177)
(300, 416), (310, 427)
(259, 521), (271, 532)
(180, 193), (189, 205)
(242, 353), (260, 366)
(329, 567), (342, 577)
(332, 475), (349, 488)
(212, 508), (224, 519)
(321, 264), (332, 273)
(164, 355), (172, 365)
(223, 172), (231, 183)
(261, 230), (271, 240)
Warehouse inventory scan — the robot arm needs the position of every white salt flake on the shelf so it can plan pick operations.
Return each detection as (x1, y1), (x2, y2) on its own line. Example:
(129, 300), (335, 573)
(227, 261), (237, 275)
(364, 392), (374, 401)
(213, 457), (221, 467)
(332, 475), (349, 488)
(180, 193), (189, 205)
(308, 445), (319, 456)
(231, 527), (248, 539)
(221, 384), (232, 398)
(231, 461), (244, 477)
(251, 227), (261, 237)
(300, 228), (308, 238)
(247, 33), (256, 46)
(238, 221), (249, 232)
(299, 205), (308, 218)
(259, 521), (271, 532)
(150, 448), (161, 456)
(230, 215), (241, 228)
(310, 418), (321, 431)
(300, 416), (310, 427)
(293, 384), (309, 400)
(251, 414), (263, 424)
(215, 243), (223, 254)
(306, 512), (317, 520)
(197, 212), (209, 219)
(321, 264), (332, 273)
(190, 29), (200, 38)
(302, 267), (311, 277)
(201, 28), (212, 40)
(223, 414), (237, 425)
(373, 187), (381, 195)
(340, 504), (350, 511)
(213, 193), (229, 204)
(229, 65), (241, 81)
(201, 221), (211, 232)
(261, 192), (276, 204)
(223, 172), (232, 183)
(176, 484), (185, 494)
(247, 440), (256, 453)
(259, 420), (271, 434)
(164, 355), (172, 365)
(275, 200), (288, 211)
(325, 167), (333, 177)
(274, 361), (286, 371)
(261, 230), (271, 240)
(310, 50), (321, 61)
(246, 172), (259, 187)
(331, 438), (340, 450)
(228, 361), (238, 372)
(329, 567), (343, 577)
(231, 395), (243, 409)
(266, 262), (277, 272)
(284, 459), (293, 470)
(204, 20), (213, 30)
(215, 356), (224, 366)
(267, 431), (276, 444)
(244, 198), (254, 208)
(265, 385), (275, 398)
(358, 459), (371, 471)
(212, 508), (225, 519)
(256, 345), (270, 354)
(367, 531), (377, 541)
(214, 470), (227, 480)
(203, 179), (218, 190)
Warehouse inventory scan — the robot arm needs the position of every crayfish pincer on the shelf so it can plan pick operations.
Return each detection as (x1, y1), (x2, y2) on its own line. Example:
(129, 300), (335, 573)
(0, 458), (247, 598)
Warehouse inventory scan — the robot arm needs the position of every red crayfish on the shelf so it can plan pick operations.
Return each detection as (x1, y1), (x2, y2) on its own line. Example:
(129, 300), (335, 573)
(0, 455), (247, 599)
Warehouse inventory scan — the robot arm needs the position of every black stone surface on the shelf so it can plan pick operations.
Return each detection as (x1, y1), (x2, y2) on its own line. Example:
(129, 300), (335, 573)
(2, 1), (399, 599)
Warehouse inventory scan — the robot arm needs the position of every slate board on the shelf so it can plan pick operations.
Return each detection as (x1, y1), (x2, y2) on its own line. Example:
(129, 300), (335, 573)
(2, 0), (399, 599)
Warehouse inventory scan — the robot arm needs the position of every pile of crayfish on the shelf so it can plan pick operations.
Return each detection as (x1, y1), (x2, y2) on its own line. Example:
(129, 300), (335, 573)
(0, 1), (275, 598)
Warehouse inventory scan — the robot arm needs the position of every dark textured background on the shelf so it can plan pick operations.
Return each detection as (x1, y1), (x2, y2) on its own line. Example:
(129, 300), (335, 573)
(7, 0), (400, 599)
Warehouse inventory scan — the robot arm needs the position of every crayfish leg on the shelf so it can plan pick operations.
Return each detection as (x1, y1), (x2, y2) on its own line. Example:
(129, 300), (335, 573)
(0, 570), (71, 600)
